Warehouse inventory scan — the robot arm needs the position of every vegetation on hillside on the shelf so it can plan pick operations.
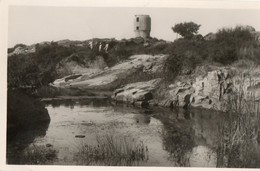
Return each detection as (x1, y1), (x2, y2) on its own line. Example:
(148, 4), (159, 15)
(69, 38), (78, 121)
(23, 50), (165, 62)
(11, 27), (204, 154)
(7, 38), (168, 88)
(8, 42), (75, 88)
(164, 24), (260, 80)
(7, 23), (260, 89)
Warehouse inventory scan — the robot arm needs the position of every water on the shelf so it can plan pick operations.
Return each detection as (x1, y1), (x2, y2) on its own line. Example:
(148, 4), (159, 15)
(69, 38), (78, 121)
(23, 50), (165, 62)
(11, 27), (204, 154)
(7, 98), (223, 166)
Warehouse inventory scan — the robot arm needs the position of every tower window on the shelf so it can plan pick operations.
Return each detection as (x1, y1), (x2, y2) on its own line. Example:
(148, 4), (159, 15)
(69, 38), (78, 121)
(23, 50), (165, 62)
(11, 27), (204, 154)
(136, 17), (139, 22)
(136, 26), (139, 30)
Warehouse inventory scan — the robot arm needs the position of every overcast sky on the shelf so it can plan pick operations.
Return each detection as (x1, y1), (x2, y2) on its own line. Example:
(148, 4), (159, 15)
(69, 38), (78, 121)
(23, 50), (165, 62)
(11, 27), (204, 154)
(8, 6), (260, 47)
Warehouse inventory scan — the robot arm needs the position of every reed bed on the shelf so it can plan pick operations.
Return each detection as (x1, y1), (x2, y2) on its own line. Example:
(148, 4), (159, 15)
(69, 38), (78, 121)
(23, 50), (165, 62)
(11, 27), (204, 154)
(217, 74), (260, 168)
(21, 144), (58, 164)
(74, 134), (149, 166)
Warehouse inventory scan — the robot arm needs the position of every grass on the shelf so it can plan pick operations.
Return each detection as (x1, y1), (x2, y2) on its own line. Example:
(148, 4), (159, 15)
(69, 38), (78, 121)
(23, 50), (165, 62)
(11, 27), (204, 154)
(74, 134), (149, 166)
(216, 73), (260, 168)
(21, 144), (58, 165)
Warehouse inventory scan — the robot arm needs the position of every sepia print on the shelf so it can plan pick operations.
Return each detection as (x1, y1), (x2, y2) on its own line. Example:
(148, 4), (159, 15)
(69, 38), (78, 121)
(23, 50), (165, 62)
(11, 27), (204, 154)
(5, 2), (260, 169)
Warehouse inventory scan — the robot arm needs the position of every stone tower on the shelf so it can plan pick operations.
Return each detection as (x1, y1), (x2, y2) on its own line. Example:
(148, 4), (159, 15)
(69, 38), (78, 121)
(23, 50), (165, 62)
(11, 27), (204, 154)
(134, 15), (151, 38)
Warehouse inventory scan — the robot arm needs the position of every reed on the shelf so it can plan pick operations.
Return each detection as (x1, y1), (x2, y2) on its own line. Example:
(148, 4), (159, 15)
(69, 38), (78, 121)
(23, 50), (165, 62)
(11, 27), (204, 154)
(216, 73), (260, 168)
(74, 134), (149, 166)
(21, 144), (58, 165)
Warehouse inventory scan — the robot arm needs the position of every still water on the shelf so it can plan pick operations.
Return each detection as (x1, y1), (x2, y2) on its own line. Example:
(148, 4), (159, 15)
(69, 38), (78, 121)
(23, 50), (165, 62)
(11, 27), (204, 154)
(7, 98), (223, 166)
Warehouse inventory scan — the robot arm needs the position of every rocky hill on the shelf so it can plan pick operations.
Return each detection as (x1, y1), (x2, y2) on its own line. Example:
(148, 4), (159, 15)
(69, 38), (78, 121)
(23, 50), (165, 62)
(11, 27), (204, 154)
(8, 37), (168, 87)
(8, 26), (260, 111)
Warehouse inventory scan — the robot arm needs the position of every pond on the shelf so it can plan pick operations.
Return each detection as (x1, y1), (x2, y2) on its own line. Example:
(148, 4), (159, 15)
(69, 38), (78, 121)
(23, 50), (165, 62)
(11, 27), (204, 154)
(7, 98), (226, 166)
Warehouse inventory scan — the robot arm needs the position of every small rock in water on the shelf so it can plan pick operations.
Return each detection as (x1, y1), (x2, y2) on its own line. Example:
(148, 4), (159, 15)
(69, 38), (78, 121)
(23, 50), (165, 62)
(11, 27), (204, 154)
(75, 135), (85, 138)
(46, 143), (53, 147)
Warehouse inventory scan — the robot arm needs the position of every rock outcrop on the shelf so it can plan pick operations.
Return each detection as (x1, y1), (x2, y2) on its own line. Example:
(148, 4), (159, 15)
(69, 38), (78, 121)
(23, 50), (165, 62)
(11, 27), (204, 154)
(112, 65), (260, 110)
(55, 55), (107, 78)
(112, 78), (161, 107)
(159, 67), (260, 110)
(53, 54), (167, 90)
(164, 69), (233, 110)
(41, 38), (259, 111)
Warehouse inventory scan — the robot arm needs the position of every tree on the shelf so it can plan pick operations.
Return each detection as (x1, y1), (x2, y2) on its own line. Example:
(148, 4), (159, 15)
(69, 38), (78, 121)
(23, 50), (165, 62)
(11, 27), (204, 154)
(172, 22), (201, 39)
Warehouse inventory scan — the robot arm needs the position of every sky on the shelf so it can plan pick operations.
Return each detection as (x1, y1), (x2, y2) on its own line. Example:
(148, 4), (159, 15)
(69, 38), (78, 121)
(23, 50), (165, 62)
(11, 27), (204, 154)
(8, 5), (260, 47)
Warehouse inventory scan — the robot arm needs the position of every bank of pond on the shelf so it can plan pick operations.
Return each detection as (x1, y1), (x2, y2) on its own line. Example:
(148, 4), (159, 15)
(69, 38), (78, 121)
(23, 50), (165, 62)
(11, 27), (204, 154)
(6, 90), (260, 167)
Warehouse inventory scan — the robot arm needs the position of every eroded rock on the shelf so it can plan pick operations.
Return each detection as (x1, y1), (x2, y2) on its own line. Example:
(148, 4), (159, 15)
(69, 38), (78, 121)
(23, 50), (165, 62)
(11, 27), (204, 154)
(53, 54), (167, 90)
(166, 69), (232, 110)
(112, 78), (161, 107)
(165, 67), (260, 110)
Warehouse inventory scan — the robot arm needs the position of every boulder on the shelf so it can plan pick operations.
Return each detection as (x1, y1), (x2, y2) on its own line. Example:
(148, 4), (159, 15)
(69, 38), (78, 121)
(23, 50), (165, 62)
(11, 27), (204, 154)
(134, 101), (149, 108)
(112, 78), (161, 106)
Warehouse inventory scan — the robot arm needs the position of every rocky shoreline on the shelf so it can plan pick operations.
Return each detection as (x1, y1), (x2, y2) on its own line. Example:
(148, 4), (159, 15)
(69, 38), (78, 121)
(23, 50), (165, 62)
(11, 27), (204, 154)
(51, 54), (260, 111)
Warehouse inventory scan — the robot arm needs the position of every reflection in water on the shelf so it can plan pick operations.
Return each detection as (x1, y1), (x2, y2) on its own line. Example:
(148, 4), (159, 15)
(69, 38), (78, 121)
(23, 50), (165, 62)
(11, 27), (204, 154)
(158, 109), (195, 167)
(134, 114), (151, 124)
(189, 145), (217, 167)
(44, 98), (111, 108)
(7, 121), (50, 164)
(161, 126), (195, 166)
(153, 107), (218, 167)
(7, 98), (227, 166)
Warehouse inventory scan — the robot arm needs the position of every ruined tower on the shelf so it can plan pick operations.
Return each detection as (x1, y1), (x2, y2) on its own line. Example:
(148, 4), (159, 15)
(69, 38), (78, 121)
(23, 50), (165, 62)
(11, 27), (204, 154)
(134, 15), (151, 39)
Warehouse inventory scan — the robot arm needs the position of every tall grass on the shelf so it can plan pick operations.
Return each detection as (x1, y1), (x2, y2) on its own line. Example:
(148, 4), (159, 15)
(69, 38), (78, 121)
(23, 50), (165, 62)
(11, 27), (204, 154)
(217, 74), (260, 168)
(74, 134), (149, 166)
(21, 144), (58, 164)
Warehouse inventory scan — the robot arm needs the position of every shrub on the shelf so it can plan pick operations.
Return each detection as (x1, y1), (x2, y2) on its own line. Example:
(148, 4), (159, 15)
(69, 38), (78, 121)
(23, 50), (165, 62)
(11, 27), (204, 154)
(8, 53), (42, 88)
(163, 54), (183, 80)
(208, 26), (259, 65)
(162, 38), (205, 80)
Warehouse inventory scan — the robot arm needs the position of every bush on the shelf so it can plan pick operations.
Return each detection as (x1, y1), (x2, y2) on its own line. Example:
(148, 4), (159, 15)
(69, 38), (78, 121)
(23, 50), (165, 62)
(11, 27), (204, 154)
(208, 26), (259, 65)
(163, 54), (183, 80)
(162, 38), (205, 80)
(8, 53), (42, 88)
